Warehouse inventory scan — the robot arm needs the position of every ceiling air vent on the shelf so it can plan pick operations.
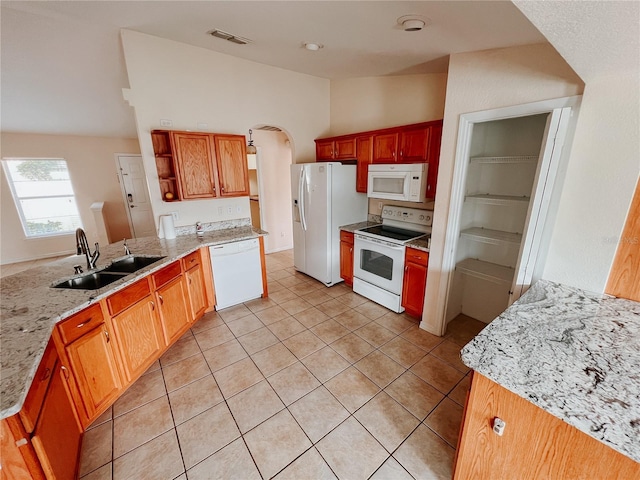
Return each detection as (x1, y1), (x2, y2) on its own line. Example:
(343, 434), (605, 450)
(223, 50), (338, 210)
(208, 29), (252, 45)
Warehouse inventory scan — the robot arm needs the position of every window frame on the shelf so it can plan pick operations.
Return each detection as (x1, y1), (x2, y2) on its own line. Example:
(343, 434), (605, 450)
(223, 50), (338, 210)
(1, 157), (83, 239)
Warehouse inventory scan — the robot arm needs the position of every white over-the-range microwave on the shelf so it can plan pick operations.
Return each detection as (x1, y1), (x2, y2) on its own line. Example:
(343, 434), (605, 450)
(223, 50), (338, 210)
(367, 163), (428, 203)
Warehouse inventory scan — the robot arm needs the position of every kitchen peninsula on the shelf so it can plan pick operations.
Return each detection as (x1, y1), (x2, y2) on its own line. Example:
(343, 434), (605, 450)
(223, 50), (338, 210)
(0, 220), (267, 478)
(454, 280), (640, 478)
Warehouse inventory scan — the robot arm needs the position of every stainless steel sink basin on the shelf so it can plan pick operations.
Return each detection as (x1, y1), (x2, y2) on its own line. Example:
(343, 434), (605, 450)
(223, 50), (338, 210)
(52, 272), (128, 290)
(102, 255), (165, 274)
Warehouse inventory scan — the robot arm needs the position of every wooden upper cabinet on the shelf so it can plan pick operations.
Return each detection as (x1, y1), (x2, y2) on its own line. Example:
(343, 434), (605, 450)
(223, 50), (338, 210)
(315, 136), (357, 161)
(399, 127), (430, 163)
(172, 132), (217, 199)
(214, 135), (250, 197)
(426, 122), (442, 199)
(316, 139), (335, 161)
(372, 133), (399, 163)
(355, 136), (372, 193)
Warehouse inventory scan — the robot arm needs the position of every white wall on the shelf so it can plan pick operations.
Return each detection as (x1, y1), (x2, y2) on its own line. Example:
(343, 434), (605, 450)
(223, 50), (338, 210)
(120, 30), (329, 231)
(422, 43), (584, 334)
(329, 74), (448, 136)
(542, 72), (640, 289)
(1, 133), (138, 264)
(253, 130), (293, 253)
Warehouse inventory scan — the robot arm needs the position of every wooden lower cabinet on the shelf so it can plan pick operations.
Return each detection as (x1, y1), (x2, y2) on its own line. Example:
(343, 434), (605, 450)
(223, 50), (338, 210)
(156, 276), (191, 344)
(110, 297), (164, 382)
(454, 373), (640, 479)
(185, 264), (207, 320)
(401, 247), (429, 318)
(339, 231), (355, 286)
(64, 324), (122, 423)
(1, 415), (45, 480)
(31, 364), (82, 480)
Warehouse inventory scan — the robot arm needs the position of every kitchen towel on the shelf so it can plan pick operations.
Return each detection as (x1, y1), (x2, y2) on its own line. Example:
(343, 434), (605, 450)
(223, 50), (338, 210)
(159, 214), (176, 240)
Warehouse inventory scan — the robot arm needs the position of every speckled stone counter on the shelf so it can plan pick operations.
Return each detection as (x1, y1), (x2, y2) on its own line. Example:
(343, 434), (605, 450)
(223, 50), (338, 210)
(407, 236), (430, 252)
(0, 221), (267, 419)
(461, 279), (640, 463)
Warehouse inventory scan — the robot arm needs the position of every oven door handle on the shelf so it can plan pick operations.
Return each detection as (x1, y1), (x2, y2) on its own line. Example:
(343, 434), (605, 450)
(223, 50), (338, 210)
(355, 235), (406, 250)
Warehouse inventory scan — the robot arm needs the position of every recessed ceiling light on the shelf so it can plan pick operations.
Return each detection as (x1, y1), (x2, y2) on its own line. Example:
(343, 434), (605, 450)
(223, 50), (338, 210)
(397, 15), (430, 32)
(208, 29), (252, 45)
(303, 42), (324, 51)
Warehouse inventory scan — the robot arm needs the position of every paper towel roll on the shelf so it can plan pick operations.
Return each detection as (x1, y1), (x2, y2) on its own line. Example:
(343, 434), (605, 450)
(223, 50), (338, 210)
(161, 214), (176, 240)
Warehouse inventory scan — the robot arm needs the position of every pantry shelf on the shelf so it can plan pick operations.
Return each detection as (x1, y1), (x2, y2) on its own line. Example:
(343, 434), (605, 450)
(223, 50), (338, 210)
(469, 155), (538, 165)
(456, 258), (514, 285)
(461, 227), (522, 246)
(465, 194), (530, 206)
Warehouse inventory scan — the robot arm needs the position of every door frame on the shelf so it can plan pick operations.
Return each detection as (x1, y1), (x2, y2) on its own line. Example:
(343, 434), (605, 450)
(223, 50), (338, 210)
(427, 96), (582, 335)
(114, 154), (146, 239)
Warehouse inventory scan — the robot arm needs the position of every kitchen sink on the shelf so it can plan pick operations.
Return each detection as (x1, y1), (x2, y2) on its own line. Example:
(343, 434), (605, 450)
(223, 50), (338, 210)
(52, 272), (128, 290)
(102, 255), (165, 274)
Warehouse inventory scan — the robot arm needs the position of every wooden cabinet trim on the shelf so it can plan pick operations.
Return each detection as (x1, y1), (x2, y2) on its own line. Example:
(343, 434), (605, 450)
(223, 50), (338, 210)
(152, 260), (182, 289)
(57, 303), (104, 346)
(182, 250), (201, 271)
(18, 341), (57, 434)
(106, 278), (151, 316)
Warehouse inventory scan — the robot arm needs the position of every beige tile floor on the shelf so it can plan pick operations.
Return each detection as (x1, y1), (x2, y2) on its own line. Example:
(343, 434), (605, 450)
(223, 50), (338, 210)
(78, 249), (485, 480)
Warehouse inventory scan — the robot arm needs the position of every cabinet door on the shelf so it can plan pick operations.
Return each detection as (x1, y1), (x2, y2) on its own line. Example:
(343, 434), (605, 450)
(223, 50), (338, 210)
(32, 365), (81, 480)
(214, 135), (250, 197)
(65, 325), (122, 420)
(401, 261), (428, 317)
(339, 231), (354, 286)
(335, 137), (356, 159)
(372, 133), (398, 163)
(355, 136), (372, 193)
(186, 264), (207, 321)
(316, 139), (335, 161)
(399, 127), (429, 163)
(111, 298), (163, 382)
(157, 277), (191, 345)
(426, 122), (442, 198)
(173, 133), (217, 199)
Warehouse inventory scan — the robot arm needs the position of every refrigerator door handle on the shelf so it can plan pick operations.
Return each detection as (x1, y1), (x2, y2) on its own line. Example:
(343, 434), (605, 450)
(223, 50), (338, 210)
(299, 167), (307, 231)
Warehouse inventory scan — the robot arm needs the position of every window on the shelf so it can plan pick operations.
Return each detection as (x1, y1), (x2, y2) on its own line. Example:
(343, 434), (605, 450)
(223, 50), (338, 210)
(2, 159), (83, 237)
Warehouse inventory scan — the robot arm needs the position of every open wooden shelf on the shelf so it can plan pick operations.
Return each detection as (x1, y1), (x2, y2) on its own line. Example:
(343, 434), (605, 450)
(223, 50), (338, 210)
(465, 194), (530, 206)
(469, 155), (538, 165)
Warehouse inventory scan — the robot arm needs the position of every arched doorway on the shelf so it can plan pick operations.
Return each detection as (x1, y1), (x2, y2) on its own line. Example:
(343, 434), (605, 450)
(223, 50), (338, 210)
(249, 126), (294, 253)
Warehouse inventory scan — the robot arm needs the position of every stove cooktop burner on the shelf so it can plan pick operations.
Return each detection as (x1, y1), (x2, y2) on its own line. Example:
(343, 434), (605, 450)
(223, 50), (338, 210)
(357, 225), (426, 243)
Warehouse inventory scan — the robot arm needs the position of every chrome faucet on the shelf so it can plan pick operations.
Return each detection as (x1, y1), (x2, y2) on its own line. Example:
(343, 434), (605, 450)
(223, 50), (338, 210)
(75, 228), (100, 270)
(123, 238), (131, 255)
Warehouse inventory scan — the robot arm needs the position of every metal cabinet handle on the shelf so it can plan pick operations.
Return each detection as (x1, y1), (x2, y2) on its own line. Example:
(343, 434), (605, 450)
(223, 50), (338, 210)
(158, 294), (164, 304)
(104, 330), (110, 343)
(151, 301), (155, 310)
(76, 317), (92, 328)
(188, 277), (192, 284)
(41, 368), (51, 382)
(61, 365), (69, 379)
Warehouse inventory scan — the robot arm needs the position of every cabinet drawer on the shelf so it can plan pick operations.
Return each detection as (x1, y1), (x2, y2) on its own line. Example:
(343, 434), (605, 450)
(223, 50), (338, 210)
(340, 230), (354, 244)
(405, 247), (429, 267)
(182, 250), (201, 270)
(57, 304), (105, 345)
(107, 278), (151, 316)
(19, 341), (58, 433)
(152, 261), (181, 289)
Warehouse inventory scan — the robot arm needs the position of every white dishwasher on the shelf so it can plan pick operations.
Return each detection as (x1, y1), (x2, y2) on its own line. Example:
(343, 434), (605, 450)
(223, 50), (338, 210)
(210, 238), (264, 309)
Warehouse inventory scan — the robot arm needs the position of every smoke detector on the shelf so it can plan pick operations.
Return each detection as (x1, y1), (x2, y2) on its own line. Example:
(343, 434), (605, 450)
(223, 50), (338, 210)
(397, 15), (430, 32)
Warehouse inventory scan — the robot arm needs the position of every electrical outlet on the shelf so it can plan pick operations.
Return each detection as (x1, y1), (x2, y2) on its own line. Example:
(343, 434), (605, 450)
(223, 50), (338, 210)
(236, 205), (242, 213)
(170, 211), (179, 221)
(227, 206), (233, 214)
(378, 202), (383, 210)
(160, 119), (173, 127)
(281, 232), (285, 237)
(218, 207), (223, 215)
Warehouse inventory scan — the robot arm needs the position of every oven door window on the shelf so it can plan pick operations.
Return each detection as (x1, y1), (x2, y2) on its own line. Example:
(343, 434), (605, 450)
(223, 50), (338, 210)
(360, 249), (393, 280)
(372, 177), (405, 195)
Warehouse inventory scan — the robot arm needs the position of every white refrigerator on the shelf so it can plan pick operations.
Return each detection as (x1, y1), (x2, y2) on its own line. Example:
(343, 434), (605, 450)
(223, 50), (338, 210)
(291, 163), (368, 286)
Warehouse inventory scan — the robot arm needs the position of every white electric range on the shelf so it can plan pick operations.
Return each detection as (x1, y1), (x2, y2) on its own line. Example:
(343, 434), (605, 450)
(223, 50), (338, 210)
(353, 206), (432, 313)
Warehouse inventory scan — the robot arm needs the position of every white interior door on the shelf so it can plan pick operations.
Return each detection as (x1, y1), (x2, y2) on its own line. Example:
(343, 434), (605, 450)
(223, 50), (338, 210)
(509, 107), (572, 304)
(117, 155), (155, 239)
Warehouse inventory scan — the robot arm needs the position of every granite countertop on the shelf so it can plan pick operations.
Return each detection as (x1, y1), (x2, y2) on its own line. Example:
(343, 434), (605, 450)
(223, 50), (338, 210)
(0, 220), (267, 419)
(338, 220), (381, 233)
(461, 279), (640, 463)
(406, 235), (430, 252)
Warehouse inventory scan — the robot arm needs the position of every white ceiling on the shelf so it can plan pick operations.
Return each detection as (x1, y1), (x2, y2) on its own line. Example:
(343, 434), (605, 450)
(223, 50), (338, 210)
(1, 1), (547, 138)
(2, 1), (638, 139)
